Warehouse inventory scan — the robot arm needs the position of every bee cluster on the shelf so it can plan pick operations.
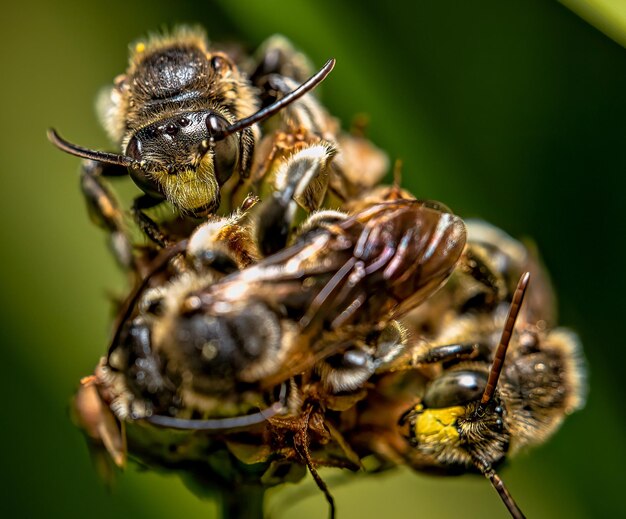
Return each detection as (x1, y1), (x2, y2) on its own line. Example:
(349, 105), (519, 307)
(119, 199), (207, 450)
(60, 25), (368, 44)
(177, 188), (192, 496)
(51, 28), (586, 519)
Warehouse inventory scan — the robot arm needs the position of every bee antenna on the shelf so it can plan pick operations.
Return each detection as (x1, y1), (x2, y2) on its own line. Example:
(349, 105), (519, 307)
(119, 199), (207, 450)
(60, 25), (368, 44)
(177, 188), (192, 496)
(108, 240), (188, 356)
(144, 383), (288, 430)
(473, 457), (526, 519)
(477, 271), (530, 412)
(212, 58), (336, 140)
(47, 128), (139, 168)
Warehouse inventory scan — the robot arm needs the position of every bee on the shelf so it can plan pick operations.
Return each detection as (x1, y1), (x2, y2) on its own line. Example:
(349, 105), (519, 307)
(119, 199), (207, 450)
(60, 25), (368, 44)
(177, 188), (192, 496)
(344, 219), (586, 518)
(48, 28), (338, 268)
(49, 28), (390, 278)
(58, 28), (585, 517)
(74, 190), (467, 517)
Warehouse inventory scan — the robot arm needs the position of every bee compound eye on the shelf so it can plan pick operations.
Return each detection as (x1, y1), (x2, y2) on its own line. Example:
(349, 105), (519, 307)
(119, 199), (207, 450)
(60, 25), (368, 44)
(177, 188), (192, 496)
(210, 55), (229, 72)
(164, 123), (178, 136)
(125, 136), (142, 160)
(212, 134), (239, 185)
(422, 370), (488, 409)
(206, 113), (229, 137)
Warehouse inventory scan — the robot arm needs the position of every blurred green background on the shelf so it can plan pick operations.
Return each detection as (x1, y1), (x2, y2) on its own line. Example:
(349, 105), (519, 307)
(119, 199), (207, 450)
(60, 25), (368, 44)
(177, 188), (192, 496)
(2, 1), (625, 517)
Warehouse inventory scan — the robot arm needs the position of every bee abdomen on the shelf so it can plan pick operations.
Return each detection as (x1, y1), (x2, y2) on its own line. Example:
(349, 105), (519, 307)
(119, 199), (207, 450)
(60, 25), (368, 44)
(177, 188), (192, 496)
(173, 301), (284, 392)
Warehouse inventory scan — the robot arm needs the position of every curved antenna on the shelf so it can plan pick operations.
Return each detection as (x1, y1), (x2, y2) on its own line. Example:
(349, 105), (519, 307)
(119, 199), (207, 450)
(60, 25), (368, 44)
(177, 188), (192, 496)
(478, 271), (530, 412)
(47, 128), (139, 168)
(51, 59), (335, 165)
(144, 383), (287, 431)
(213, 58), (336, 140)
(473, 457), (526, 519)
(108, 240), (188, 356)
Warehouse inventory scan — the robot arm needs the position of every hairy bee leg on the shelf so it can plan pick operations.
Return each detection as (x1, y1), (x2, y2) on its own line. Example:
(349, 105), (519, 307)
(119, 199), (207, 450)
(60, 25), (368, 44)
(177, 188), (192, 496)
(255, 143), (336, 256)
(80, 160), (135, 269)
(293, 409), (336, 519)
(295, 209), (347, 237)
(131, 194), (170, 248)
(250, 37), (331, 134)
(319, 321), (408, 393)
(250, 36), (331, 132)
(258, 74), (332, 135)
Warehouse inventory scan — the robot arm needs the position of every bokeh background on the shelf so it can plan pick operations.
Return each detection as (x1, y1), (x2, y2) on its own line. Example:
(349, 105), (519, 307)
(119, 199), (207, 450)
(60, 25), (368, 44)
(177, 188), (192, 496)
(2, 1), (625, 517)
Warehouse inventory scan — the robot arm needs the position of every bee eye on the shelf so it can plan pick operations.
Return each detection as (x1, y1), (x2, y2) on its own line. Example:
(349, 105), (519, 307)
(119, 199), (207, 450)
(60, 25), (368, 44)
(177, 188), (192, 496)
(164, 123), (178, 136)
(210, 55), (228, 72)
(178, 117), (190, 127)
(206, 114), (228, 137)
(422, 370), (488, 409)
(212, 135), (239, 185)
(125, 136), (142, 160)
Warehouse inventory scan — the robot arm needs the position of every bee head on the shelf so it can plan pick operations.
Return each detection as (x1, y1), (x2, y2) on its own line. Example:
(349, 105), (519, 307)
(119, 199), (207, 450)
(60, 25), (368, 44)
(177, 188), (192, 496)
(403, 369), (509, 469)
(48, 58), (335, 215)
(124, 110), (240, 215)
(402, 273), (532, 519)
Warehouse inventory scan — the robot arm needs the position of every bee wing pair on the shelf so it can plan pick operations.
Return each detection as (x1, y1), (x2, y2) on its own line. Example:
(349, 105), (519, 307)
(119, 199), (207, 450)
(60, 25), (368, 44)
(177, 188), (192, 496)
(191, 199), (467, 387)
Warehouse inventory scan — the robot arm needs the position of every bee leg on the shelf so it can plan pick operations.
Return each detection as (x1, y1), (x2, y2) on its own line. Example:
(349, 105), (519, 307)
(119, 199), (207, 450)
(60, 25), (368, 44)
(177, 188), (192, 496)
(255, 142), (337, 256)
(260, 74), (333, 135)
(412, 342), (481, 365)
(80, 160), (134, 270)
(293, 407), (336, 519)
(458, 248), (508, 307)
(250, 37), (331, 135)
(131, 194), (170, 248)
(295, 209), (348, 238)
(319, 322), (409, 394)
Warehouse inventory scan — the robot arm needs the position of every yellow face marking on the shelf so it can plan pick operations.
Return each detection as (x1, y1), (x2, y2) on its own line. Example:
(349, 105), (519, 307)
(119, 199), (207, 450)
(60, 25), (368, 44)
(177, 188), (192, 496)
(135, 42), (146, 53)
(412, 404), (465, 445)
(153, 155), (219, 212)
